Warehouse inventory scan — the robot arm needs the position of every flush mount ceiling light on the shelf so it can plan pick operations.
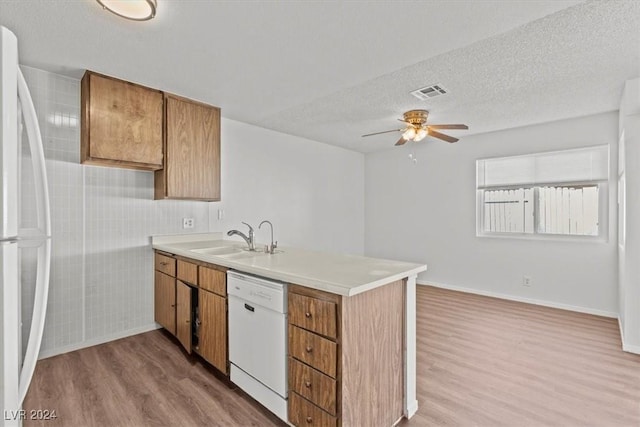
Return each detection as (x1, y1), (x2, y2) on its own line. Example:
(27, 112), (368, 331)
(96, 0), (157, 21)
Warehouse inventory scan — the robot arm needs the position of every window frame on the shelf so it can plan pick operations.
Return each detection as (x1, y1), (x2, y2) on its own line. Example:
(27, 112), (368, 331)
(476, 180), (609, 243)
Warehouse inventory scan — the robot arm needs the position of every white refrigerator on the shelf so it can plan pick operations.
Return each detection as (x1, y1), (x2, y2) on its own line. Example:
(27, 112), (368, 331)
(0, 26), (51, 426)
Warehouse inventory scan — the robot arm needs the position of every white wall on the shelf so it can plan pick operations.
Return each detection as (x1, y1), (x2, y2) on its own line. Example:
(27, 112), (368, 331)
(212, 118), (364, 255)
(20, 67), (212, 358)
(618, 77), (640, 353)
(365, 112), (619, 316)
(21, 67), (364, 358)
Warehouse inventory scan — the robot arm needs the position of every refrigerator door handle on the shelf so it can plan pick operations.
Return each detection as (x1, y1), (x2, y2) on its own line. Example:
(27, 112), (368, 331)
(17, 69), (51, 238)
(16, 67), (51, 405)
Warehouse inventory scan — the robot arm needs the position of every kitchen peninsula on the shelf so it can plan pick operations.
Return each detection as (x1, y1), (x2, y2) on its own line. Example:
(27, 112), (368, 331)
(152, 233), (426, 426)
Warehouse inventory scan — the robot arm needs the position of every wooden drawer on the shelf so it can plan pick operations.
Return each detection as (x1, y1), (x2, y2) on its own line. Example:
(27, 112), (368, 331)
(289, 392), (337, 427)
(289, 326), (337, 378)
(155, 253), (176, 277)
(177, 260), (198, 285)
(289, 358), (337, 415)
(199, 266), (226, 296)
(289, 292), (337, 339)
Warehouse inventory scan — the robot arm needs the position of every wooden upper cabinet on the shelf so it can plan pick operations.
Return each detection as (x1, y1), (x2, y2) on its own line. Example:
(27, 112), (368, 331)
(155, 94), (221, 201)
(81, 71), (163, 170)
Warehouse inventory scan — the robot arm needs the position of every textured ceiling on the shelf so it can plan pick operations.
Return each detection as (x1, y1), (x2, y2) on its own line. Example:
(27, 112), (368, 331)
(1, 1), (634, 153)
(258, 0), (640, 152)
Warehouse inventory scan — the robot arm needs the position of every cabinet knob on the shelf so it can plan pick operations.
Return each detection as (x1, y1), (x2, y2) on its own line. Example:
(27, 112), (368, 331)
(186, 320), (190, 323)
(305, 312), (312, 318)
(304, 381), (311, 388)
(171, 304), (175, 308)
(305, 346), (313, 353)
(306, 416), (313, 424)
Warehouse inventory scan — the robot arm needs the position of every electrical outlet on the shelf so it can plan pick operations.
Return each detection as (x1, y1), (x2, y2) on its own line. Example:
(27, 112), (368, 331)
(523, 275), (532, 287)
(183, 218), (194, 229)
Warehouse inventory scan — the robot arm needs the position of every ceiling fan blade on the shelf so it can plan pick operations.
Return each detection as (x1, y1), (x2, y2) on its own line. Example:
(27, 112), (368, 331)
(427, 124), (469, 130)
(395, 137), (408, 146)
(361, 128), (403, 137)
(428, 129), (459, 143)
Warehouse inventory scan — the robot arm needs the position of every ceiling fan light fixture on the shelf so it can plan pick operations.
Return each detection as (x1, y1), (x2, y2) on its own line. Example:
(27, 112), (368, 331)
(402, 127), (416, 141)
(96, 0), (157, 21)
(414, 128), (428, 142)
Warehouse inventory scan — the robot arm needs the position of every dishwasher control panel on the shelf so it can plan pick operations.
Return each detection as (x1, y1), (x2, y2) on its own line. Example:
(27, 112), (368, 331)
(227, 271), (286, 313)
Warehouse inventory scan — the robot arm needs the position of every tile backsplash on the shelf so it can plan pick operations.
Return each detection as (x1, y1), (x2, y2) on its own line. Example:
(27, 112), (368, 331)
(20, 66), (210, 357)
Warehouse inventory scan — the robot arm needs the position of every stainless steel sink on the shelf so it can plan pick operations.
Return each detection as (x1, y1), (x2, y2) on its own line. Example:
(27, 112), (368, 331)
(219, 251), (265, 260)
(191, 246), (243, 256)
(191, 246), (283, 259)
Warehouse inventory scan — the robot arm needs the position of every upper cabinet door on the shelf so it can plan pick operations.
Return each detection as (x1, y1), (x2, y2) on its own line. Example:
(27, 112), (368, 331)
(156, 95), (221, 201)
(81, 71), (163, 170)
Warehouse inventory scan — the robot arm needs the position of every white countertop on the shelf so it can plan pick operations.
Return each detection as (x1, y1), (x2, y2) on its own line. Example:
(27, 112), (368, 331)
(151, 233), (427, 297)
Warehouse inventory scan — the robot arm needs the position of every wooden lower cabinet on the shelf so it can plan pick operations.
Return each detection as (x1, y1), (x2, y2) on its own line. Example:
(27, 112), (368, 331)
(287, 281), (406, 427)
(154, 251), (406, 425)
(197, 289), (228, 374)
(154, 271), (176, 335)
(153, 251), (228, 375)
(176, 280), (193, 353)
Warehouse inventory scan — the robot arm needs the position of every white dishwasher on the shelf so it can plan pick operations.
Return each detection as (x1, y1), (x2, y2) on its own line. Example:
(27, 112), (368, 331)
(227, 271), (288, 421)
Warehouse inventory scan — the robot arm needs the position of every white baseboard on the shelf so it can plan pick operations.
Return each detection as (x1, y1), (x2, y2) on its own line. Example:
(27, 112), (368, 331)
(404, 400), (419, 419)
(38, 323), (161, 360)
(420, 280), (618, 319)
(623, 343), (640, 354)
(618, 316), (640, 355)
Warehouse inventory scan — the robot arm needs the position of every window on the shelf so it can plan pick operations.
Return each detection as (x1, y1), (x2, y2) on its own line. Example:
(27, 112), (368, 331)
(477, 145), (609, 239)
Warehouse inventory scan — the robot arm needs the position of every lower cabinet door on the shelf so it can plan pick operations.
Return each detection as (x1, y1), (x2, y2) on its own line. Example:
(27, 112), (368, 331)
(154, 271), (176, 335)
(176, 280), (192, 353)
(199, 289), (227, 374)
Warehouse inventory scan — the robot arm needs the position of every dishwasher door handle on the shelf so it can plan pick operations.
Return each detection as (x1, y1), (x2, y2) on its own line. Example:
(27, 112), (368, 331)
(244, 303), (255, 312)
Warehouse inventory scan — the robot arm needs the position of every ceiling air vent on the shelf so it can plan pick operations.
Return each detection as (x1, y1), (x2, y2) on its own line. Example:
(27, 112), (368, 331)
(410, 84), (447, 101)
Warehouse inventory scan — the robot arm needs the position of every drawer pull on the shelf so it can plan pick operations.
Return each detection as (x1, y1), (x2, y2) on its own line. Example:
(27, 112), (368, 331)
(306, 416), (313, 424)
(305, 312), (312, 318)
(304, 380), (312, 388)
(305, 346), (313, 353)
(160, 261), (168, 266)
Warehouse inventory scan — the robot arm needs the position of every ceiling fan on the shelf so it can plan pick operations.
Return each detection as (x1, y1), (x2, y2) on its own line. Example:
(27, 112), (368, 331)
(362, 110), (468, 146)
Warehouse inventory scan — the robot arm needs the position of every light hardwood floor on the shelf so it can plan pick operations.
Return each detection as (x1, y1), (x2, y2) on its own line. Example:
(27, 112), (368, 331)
(25, 286), (640, 426)
(403, 286), (640, 427)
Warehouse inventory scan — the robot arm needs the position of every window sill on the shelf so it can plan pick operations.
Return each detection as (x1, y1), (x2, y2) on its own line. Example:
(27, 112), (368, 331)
(476, 232), (608, 244)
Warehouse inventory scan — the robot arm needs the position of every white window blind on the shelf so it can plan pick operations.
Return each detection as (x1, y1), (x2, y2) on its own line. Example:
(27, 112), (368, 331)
(477, 145), (609, 189)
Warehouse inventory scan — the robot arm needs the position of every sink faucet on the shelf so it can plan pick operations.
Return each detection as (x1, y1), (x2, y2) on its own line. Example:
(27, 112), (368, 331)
(259, 220), (278, 254)
(227, 222), (256, 251)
